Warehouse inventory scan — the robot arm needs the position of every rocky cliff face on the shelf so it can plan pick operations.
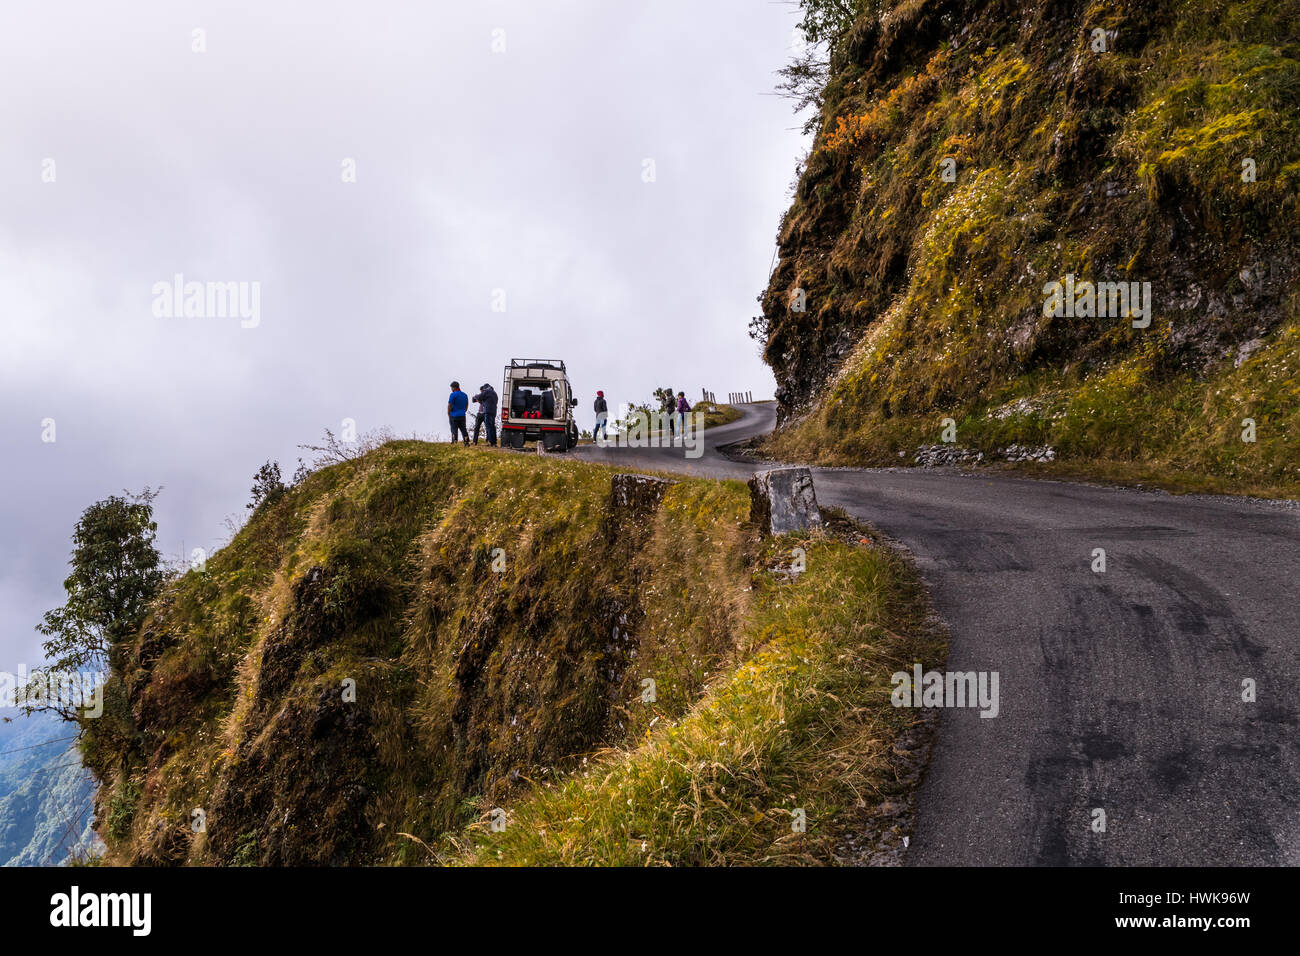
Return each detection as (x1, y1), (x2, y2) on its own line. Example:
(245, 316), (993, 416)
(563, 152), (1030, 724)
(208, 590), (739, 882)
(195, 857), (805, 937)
(758, 0), (1299, 485)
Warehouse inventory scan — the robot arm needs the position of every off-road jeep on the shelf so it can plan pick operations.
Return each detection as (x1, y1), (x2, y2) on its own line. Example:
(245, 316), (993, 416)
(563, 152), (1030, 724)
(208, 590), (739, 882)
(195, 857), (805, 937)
(500, 358), (579, 451)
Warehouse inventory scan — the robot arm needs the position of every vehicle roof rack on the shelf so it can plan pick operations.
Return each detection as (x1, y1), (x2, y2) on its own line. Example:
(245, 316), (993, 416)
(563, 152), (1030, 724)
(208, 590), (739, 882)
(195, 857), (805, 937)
(508, 358), (567, 372)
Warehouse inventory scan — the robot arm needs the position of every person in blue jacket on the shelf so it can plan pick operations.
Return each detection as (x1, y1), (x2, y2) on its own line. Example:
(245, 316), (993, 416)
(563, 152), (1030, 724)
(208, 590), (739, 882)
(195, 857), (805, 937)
(447, 381), (470, 445)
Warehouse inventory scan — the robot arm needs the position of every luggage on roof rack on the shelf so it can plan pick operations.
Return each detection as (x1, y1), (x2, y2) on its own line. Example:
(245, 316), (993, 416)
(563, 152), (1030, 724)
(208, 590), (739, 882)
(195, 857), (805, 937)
(509, 358), (567, 372)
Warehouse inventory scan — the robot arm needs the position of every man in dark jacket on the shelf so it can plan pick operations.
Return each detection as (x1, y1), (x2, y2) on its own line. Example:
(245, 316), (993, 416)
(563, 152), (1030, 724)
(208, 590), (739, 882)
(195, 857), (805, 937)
(471, 383), (499, 446)
(592, 390), (608, 444)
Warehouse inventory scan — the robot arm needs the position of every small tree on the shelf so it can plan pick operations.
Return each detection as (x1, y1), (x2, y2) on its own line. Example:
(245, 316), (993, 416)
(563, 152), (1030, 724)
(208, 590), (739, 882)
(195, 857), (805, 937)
(29, 489), (164, 720)
(297, 426), (397, 468)
(792, 0), (862, 47)
(248, 460), (285, 510)
(776, 0), (871, 130)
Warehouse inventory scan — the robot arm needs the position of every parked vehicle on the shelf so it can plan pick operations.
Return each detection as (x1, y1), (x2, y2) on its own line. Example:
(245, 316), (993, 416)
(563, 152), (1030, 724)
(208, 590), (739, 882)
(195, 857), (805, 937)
(500, 359), (579, 451)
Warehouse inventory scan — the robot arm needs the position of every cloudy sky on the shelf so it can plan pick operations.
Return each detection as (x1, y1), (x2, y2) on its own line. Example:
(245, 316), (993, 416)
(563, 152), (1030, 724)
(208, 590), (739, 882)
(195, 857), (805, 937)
(0, 0), (810, 670)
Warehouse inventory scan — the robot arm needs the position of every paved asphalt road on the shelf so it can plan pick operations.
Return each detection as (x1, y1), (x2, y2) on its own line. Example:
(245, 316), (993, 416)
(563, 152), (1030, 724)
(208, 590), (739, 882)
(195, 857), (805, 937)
(574, 403), (1300, 865)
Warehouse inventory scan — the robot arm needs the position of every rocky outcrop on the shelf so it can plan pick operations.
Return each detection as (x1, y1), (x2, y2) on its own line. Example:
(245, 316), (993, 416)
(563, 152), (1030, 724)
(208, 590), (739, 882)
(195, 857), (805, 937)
(756, 0), (1300, 475)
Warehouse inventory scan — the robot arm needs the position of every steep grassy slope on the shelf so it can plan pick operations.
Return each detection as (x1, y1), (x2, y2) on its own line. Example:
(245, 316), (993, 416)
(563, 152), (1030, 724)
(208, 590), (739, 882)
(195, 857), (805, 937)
(460, 524), (940, 865)
(758, 0), (1300, 494)
(85, 443), (941, 865)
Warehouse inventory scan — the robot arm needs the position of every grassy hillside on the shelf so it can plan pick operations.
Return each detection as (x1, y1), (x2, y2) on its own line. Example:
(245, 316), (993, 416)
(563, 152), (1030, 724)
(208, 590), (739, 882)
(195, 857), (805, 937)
(757, 0), (1300, 495)
(459, 521), (940, 865)
(85, 443), (941, 865)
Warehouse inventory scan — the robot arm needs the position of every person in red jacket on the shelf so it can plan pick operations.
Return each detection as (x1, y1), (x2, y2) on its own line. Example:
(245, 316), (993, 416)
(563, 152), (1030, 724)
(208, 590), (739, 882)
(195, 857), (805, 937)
(593, 390), (608, 444)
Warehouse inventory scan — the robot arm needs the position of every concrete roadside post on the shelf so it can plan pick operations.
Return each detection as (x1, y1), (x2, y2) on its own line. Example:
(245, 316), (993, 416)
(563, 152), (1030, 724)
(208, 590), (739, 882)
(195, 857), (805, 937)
(748, 467), (823, 536)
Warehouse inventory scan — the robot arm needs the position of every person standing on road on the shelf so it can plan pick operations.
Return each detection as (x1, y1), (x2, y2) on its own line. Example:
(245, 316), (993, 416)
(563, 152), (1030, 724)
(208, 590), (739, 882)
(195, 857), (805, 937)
(675, 391), (691, 443)
(447, 381), (470, 445)
(593, 390), (608, 443)
(471, 383), (498, 446)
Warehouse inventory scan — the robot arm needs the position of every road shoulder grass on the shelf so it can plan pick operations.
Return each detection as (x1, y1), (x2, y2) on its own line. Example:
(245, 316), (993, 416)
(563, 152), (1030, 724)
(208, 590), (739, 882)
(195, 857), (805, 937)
(455, 509), (946, 866)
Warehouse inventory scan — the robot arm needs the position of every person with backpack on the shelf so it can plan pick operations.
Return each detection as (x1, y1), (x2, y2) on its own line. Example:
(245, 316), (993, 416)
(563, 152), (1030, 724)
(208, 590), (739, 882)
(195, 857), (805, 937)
(447, 381), (470, 445)
(592, 390), (608, 444)
(471, 383), (499, 446)
(675, 391), (691, 442)
(661, 387), (675, 440)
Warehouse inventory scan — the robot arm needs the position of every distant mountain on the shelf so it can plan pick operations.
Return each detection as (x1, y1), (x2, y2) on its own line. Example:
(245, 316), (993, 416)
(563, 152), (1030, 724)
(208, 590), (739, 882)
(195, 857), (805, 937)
(0, 710), (100, 866)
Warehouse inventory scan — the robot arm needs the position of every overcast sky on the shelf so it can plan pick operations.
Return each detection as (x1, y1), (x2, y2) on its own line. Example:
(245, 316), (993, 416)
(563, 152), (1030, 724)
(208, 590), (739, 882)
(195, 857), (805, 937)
(0, 0), (810, 672)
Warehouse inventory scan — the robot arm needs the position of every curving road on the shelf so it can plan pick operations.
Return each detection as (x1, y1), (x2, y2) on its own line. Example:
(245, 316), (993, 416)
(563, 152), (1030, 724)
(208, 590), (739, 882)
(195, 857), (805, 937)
(574, 403), (1300, 866)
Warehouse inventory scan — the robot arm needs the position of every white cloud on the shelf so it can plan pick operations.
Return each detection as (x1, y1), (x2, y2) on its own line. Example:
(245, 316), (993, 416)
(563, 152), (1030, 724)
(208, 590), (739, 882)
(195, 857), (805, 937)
(0, 0), (810, 664)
